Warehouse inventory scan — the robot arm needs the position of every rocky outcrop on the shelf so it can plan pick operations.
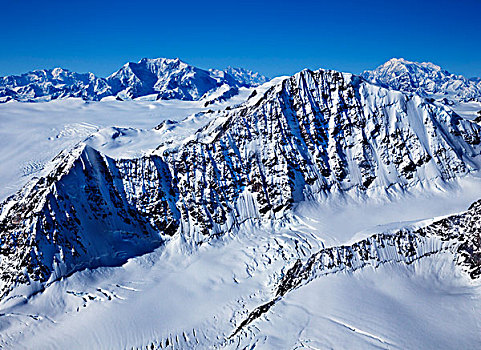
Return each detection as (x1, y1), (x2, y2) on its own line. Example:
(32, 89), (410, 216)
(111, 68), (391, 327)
(0, 146), (162, 295)
(419, 199), (481, 278)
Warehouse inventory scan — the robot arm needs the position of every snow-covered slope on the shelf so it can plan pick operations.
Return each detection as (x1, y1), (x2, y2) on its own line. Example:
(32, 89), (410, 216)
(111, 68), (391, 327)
(229, 198), (481, 348)
(0, 87), (257, 202)
(1, 68), (481, 299)
(362, 58), (481, 102)
(0, 58), (268, 103)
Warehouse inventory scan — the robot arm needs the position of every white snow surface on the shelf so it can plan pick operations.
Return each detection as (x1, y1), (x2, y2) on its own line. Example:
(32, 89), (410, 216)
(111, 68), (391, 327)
(239, 253), (481, 349)
(290, 175), (481, 246)
(0, 195), (480, 349)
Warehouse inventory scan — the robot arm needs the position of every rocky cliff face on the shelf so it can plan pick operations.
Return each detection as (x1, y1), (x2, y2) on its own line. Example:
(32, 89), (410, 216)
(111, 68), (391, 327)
(362, 58), (481, 102)
(1, 68), (481, 297)
(0, 146), (162, 295)
(282, 197), (481, 292)
(0, 58), (268, 103)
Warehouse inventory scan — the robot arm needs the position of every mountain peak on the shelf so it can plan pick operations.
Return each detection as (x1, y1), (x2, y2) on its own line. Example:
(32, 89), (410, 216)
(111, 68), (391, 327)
(50, 67), (71, 77)
(362, 58), (481, 101)
(137, 57), (185, 66)
(224, 66), (268, 87)
(382, 57), (443, 71)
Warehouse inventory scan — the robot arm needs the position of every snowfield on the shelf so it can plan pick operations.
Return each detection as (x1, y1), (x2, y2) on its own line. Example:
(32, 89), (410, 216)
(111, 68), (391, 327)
(1, 63), (481, 349)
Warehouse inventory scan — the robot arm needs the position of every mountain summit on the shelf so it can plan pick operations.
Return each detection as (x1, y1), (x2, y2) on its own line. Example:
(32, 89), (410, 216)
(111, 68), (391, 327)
(362, 58), (481, 102)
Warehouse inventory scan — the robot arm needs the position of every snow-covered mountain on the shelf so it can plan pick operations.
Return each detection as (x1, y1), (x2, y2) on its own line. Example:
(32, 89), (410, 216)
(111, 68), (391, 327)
(1, 67), (480, 299)
(227, 197), (481, 349)
(0, 58), (268, 103)
(223, 66), (269, 87)
(362, 58), (481, 102)
(108, 58), (240, 101)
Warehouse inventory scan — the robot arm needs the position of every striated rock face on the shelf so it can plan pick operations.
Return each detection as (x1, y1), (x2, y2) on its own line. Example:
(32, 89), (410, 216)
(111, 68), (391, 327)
(419, 199), (481, 279)
(362, 58), (481, 102)
(281, 198), (481, 291)
(0, 146), (162, 294)
(1, 68), (481, 297)
(0, 58), (268, 103)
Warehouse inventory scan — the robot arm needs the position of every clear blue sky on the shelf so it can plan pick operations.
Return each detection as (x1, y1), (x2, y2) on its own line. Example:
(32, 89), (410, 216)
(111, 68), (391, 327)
(1, 0), (480, 78)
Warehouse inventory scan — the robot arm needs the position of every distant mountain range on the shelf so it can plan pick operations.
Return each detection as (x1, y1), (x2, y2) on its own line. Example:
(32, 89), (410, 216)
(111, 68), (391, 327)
(0, 58), (268, 103)
(362, 58), (481, 103)
(1, 57), (480, 105)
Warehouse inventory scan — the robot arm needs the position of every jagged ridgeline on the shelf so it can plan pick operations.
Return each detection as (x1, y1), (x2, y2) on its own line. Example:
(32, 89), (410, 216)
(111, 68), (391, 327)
(1, 68), (481, 296)
(0, 58), (268, 103)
